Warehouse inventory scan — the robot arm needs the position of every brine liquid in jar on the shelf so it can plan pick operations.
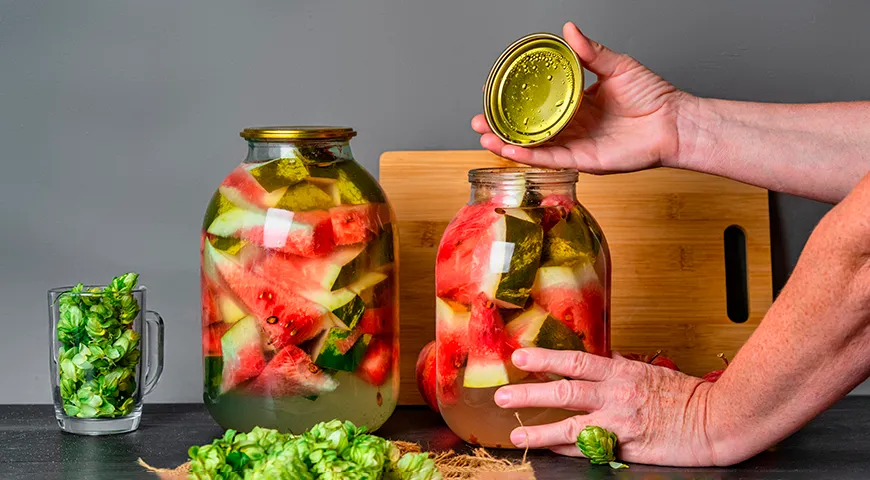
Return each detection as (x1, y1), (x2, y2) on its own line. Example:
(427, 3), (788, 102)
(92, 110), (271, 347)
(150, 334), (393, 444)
(434, 167), (610, 448)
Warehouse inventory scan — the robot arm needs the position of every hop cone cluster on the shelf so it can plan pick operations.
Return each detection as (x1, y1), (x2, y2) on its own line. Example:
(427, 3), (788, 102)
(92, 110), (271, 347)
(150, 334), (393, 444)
(56, 273), (142, 418)
(187, 420), (441, 480)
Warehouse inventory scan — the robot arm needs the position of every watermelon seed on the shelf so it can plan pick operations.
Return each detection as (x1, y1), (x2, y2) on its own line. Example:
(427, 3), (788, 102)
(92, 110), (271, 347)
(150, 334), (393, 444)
(308, 364), (322, 374)
(485, 301), (495, 309)
(266, 316), (279, 325)
(290, 328), (298, 336)
(376, 391), (383, 407)
(494, 208), (506, 215)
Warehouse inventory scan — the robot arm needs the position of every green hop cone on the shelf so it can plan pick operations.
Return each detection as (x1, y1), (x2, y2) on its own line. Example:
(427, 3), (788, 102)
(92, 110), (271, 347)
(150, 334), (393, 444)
(345, 435), (389, 472)
(388, 452), (442, 480)
(575, 426), (619, 465)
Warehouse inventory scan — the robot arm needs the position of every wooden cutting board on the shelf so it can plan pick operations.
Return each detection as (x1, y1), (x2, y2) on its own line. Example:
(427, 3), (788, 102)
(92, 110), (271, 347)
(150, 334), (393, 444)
(379, 150), (772, 405)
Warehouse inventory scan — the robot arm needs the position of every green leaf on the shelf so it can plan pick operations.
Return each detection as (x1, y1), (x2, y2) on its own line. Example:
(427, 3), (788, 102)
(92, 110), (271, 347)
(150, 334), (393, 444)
(609, 461), (629, 469)
(77, 404), (97, 418)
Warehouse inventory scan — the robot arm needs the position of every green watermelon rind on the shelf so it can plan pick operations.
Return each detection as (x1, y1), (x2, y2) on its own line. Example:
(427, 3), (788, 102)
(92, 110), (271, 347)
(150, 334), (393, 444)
(505, 305), (584, 351)
(247, 158), (311, 193)
(541, 208), (598, 267)
(274, 181), (337, 212)
(312, 331), (372, 372)
(480, 214), (543, 308)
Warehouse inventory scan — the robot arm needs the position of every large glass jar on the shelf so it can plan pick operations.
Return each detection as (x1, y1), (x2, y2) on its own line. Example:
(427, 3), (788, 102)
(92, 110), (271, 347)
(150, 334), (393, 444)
(200, 126), (399, 433)
(434, 167), (610, 448)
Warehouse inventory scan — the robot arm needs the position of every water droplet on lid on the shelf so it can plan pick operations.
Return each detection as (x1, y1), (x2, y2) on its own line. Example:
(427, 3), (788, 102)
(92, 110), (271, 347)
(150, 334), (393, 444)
(523, 117), (528, 125)
(521, 83), (527, 89)
(547, 75), (553, 81)
(555, 100), (564, 107)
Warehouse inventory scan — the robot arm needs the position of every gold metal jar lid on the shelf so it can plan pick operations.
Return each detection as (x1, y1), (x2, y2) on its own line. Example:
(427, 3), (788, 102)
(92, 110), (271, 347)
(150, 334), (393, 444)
(484, 33), (584, 146)
(240, 126), (357, 141)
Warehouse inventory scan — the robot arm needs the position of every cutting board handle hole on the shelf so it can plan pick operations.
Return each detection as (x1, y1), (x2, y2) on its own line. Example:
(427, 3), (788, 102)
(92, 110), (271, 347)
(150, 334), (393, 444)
(724, 225), (749, 323)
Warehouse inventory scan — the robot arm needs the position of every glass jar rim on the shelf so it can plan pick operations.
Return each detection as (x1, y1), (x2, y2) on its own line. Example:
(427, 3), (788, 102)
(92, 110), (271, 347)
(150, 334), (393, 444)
(468, 167), (578, 185)
(240, 126), (357, 141)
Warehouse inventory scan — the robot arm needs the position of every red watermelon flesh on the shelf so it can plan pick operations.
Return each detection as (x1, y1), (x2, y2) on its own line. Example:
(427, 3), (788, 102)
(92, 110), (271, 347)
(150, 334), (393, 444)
(539, 194), (575, 231)
(204, 242), (331, 349)
(203, 322), (230, 356)
(435, 204), (501, 305)
(201, 273), (220, 326)
(330, 204), (384, 246)
(462, 292), (518, 388)
(220, 316), (267, 393)
(219, 166), (286, 211)
(357, 336), (393, 387)
(435, 297), (470, 406)
(531, 265), (606, 356)
(208, 208), (335, 258)
(358, 307), (392, 336)
(248, 245), (364, 293)
(247, 345), (339, 397)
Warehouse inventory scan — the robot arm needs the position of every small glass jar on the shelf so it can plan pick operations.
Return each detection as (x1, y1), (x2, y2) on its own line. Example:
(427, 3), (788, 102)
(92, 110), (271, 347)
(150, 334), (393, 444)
(434, 167), (610, 448)
(200, 126), (399, 434)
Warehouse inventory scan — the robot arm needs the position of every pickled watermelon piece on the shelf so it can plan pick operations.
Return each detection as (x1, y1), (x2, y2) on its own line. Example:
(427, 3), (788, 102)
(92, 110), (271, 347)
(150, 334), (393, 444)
(201, 274), (220, 326)
(220, 316), (267, 393)
(247, 344), (339, 397)
(531, 264), (606, 355)
(463, 293), (520, 388)
(357, 336), (392, 386)
(505, 304), (584, 351)
(358, 307), (392, 335)
(203, 322), (230, 356)
(478, 212), (543, 308)
(207, 208), (335, 258)
(541, 207), (598, 267)
(202, 190), (236, 231)
(275, 182), (336, 212)
(330, 204), (385, 246)
(311, 330), (371, 372)
(219, 166), (288, 211)
(315, 161), (386, 205)
(250, 245), (366, 293)
(209, 236), (248, 256)
(217, 294), (247, 324)
(435, 204), (502, 305)
(435, 297), (470, 405)
(204, 242), (332, 348)
(366, 225), (395, 269)
(247, 158), (310, 192)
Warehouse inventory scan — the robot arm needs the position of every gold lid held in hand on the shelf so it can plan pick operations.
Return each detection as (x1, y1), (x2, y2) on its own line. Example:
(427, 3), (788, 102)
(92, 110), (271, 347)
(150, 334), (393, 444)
(484, 33), (584, 146)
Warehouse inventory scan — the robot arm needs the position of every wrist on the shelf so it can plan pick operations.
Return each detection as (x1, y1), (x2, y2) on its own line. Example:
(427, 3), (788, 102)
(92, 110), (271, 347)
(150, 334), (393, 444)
(668, 93), (714, 172)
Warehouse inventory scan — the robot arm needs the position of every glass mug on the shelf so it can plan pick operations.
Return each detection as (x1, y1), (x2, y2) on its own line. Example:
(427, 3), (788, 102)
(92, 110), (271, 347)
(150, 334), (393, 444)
(48, 285), (164, 435)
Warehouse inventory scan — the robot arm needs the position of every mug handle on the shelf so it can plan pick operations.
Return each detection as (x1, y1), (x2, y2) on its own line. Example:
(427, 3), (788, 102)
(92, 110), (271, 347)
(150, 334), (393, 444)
(142, 310), (165, 396)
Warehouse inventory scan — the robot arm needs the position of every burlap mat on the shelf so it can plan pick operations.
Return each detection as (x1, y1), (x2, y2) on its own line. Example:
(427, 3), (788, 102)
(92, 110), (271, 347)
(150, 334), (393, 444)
(138, 440), (535, 479)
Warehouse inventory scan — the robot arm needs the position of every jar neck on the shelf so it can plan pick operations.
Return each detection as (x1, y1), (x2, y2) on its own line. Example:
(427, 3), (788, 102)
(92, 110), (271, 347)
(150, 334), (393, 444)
(244, 139), (354, 165)
(468, 168), (579, 206)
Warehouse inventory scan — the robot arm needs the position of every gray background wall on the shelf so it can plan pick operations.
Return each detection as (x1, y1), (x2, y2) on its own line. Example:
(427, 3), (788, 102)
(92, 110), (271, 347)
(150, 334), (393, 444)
(1, 0), (866, 403)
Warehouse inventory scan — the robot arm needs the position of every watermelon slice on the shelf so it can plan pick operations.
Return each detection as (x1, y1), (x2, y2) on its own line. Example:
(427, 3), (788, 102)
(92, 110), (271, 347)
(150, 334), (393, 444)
(477, 211), (543, 308)
(358, 307), (392, 335)
(204, 242), (333, 348)
(247, 345), (339, 397)
(357, 336), (393, 386)
(330, 204), (386, 246)
(219, 166), (288, 212)
(249, 245), (366, 292)
(505, 304), (584, 351)
(201, 274), (220, 326)
(220, 316), (267, 393)
(247, 158), (310, 192)
(203, 322), (230, 356)
(463, 292), (520, 388)
(541, 207), (598, 267)
(275, 182), (336, 212)
(311, 330), (371, 372)
(530, 264), (606, 356)
(435, 297), (470, 406)
(207, 208), (335, 258)
(435, 204), (502, 305)
(311, 161), (387, 205)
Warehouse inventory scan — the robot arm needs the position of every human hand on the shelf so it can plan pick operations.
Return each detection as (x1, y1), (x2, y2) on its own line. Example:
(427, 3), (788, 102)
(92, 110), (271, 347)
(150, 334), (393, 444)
(472, 22), (695, 174)
(494, 348), (720, 467)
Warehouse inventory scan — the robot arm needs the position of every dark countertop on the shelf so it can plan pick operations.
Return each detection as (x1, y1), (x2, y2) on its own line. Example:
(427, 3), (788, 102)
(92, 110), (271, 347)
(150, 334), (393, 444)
(1, 398), (869, 479)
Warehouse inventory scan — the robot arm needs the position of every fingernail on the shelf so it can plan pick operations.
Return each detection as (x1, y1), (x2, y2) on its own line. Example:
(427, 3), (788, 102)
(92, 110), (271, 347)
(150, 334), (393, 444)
(510, 430), (527, 447)
(512, 349), (528, 367)
(502, 146), (516, 156)
(494, 389), (511, 406)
